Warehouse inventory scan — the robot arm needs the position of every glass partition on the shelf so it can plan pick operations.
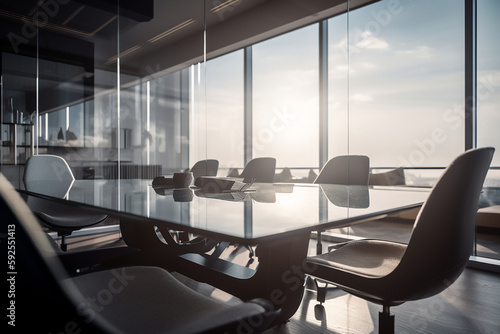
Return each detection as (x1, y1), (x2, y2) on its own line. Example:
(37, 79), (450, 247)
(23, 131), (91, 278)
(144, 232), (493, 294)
(328, 13), (349, 161)
(0, 0), (498, 262)
(201, 49), (244, 175)
(477, 0), (500, 169)
(346, 0), (465, 168)
(476, 0), (500, 260)
(252, 25), (319, 170)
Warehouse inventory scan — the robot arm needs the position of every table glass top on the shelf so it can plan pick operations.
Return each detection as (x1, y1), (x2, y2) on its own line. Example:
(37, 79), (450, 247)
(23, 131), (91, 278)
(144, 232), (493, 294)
(22, 179), (430, 241)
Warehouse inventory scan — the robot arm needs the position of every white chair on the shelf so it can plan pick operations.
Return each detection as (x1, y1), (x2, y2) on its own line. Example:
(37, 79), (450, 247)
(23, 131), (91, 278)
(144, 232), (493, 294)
(23, 155), (108, 251)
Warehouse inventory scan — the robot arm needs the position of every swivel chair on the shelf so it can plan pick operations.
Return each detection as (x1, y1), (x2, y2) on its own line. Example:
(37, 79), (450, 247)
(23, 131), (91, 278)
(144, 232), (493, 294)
(238, 157), (276, 183)
(23, 155), (108, 251)
(314, 155), (370, 185)
(305, 148), (495, 334)
(189, 159), (219, 180)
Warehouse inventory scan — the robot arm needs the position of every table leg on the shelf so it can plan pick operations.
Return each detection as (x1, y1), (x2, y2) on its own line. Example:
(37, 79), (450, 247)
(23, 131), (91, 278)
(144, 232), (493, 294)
(173, 231), (311, 326)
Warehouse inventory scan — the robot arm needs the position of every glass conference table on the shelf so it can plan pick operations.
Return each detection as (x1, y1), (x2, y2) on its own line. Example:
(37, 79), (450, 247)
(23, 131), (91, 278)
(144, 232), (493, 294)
(20, 178), (430, 325)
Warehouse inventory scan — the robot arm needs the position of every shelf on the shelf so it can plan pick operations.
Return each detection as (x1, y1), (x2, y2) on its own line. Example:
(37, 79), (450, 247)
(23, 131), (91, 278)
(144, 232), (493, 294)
(1, 123), (34, 165)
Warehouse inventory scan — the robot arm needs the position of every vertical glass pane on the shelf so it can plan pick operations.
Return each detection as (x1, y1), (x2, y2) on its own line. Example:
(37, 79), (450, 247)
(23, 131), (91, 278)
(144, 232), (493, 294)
(477, 0), (500, 168)
(204, 50), (244, 175)
(190, 62), (207, 169)
(0, 1), (119, 183)
(328, 13), (349, 159)
(0, 8), (38, 184)
(253, 25), (319, 171)
(114, 0), (204, 218)
(476, 0), (500, 260)
(330, 0), (465, 243)
(347, 0), (464, 172)
(149, 70), (189, 175)
(117, 0), (204, 181)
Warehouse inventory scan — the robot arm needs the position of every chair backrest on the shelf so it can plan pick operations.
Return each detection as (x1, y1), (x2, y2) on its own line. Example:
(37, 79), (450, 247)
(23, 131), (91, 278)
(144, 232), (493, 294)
(0, 174), (115, 332)
(320, 184), (370, 208)
(239, 157), (276, 183)
(23, 154), (75, 198)
(369, 167), (405, 186)
(190, 159), (219, 180)
(394, 147), (494, 300)
(314, 155), (370, 185)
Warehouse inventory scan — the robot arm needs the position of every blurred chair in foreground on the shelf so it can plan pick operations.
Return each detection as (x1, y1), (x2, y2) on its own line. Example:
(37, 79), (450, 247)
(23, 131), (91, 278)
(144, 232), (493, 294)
(1, 173), (277, 333)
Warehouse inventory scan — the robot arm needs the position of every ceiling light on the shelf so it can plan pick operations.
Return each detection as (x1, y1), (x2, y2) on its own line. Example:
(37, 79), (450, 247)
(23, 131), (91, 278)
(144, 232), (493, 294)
(210, 0), (241, 13)
(105, 45), (143, 65)
(148, 18), (195, 43)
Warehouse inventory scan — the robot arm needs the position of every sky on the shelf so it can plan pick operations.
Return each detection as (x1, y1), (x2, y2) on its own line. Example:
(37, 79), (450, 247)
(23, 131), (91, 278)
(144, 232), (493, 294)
(197, 0), (500, 170)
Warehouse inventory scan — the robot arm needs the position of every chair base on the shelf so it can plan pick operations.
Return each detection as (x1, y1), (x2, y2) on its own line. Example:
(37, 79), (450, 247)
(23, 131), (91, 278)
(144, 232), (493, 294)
(379, 306), (395, 334)
(313, 278), (329, 304)
(59, 234), (68, 252)
(246, 245), (254, 258)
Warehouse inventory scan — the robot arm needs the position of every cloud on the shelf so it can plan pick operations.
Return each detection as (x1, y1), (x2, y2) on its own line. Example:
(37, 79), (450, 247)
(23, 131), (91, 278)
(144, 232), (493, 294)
(334, 30), (389, 57)
(396, 45), (432, 59)
(353, 31), (389, 50)
(351, 93), (373, 102)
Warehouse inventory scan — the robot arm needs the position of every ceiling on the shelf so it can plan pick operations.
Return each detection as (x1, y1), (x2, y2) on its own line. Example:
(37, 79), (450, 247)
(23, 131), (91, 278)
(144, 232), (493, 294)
(1, 0), (378, 77)
(0, 0), (378, 114)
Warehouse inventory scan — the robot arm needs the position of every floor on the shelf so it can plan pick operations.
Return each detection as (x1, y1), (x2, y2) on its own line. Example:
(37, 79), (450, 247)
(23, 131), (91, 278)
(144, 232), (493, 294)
(62, 221), (500, 334)
(265, 269), (500, 334)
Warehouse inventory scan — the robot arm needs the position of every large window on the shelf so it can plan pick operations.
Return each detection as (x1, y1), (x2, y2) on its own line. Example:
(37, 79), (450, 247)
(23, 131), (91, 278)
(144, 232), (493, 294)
(1, 0), (498, 261)
(252, 25), (319, 168)
(204, 50), (244, 172)
(341, 0), (465, 169)
(328, 14), (349, 159)
(146, 70), (188, 173)
(477, 0), (500, 170)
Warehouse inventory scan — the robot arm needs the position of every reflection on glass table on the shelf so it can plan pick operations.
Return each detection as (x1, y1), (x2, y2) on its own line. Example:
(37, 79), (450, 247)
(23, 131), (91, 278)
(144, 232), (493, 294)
(34, 179), (430, 242)
(19, 178), (429, 325)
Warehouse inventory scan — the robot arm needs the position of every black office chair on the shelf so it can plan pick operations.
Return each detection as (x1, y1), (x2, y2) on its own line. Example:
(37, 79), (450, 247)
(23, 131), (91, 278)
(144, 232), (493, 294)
(313, 155), (370, 254)
(221, 157), (276, 259)
(320, 184), (369, 209)
(305, 147), (494, 334)
(23, 155), (108, 251)
(189, 159), (219, 180)
(173, 159), (219, 243)
(1, 173), (277, 333)
(274, 167), (293, 182)
(238, 157), (277, 183)
(314, 155), (370, 185)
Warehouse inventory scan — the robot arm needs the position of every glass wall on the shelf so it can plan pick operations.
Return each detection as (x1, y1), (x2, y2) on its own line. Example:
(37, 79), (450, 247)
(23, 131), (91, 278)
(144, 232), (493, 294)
(0, 0), (498, 261)
(346, 0), (465, 168)
(328, 14), (349, 160)
(194, 50), (245, 174)
(253, 25), (319, 169)
(1, 0), (119, 183)
(476, 0), (500, 260)
(477, 0), (500, 171)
